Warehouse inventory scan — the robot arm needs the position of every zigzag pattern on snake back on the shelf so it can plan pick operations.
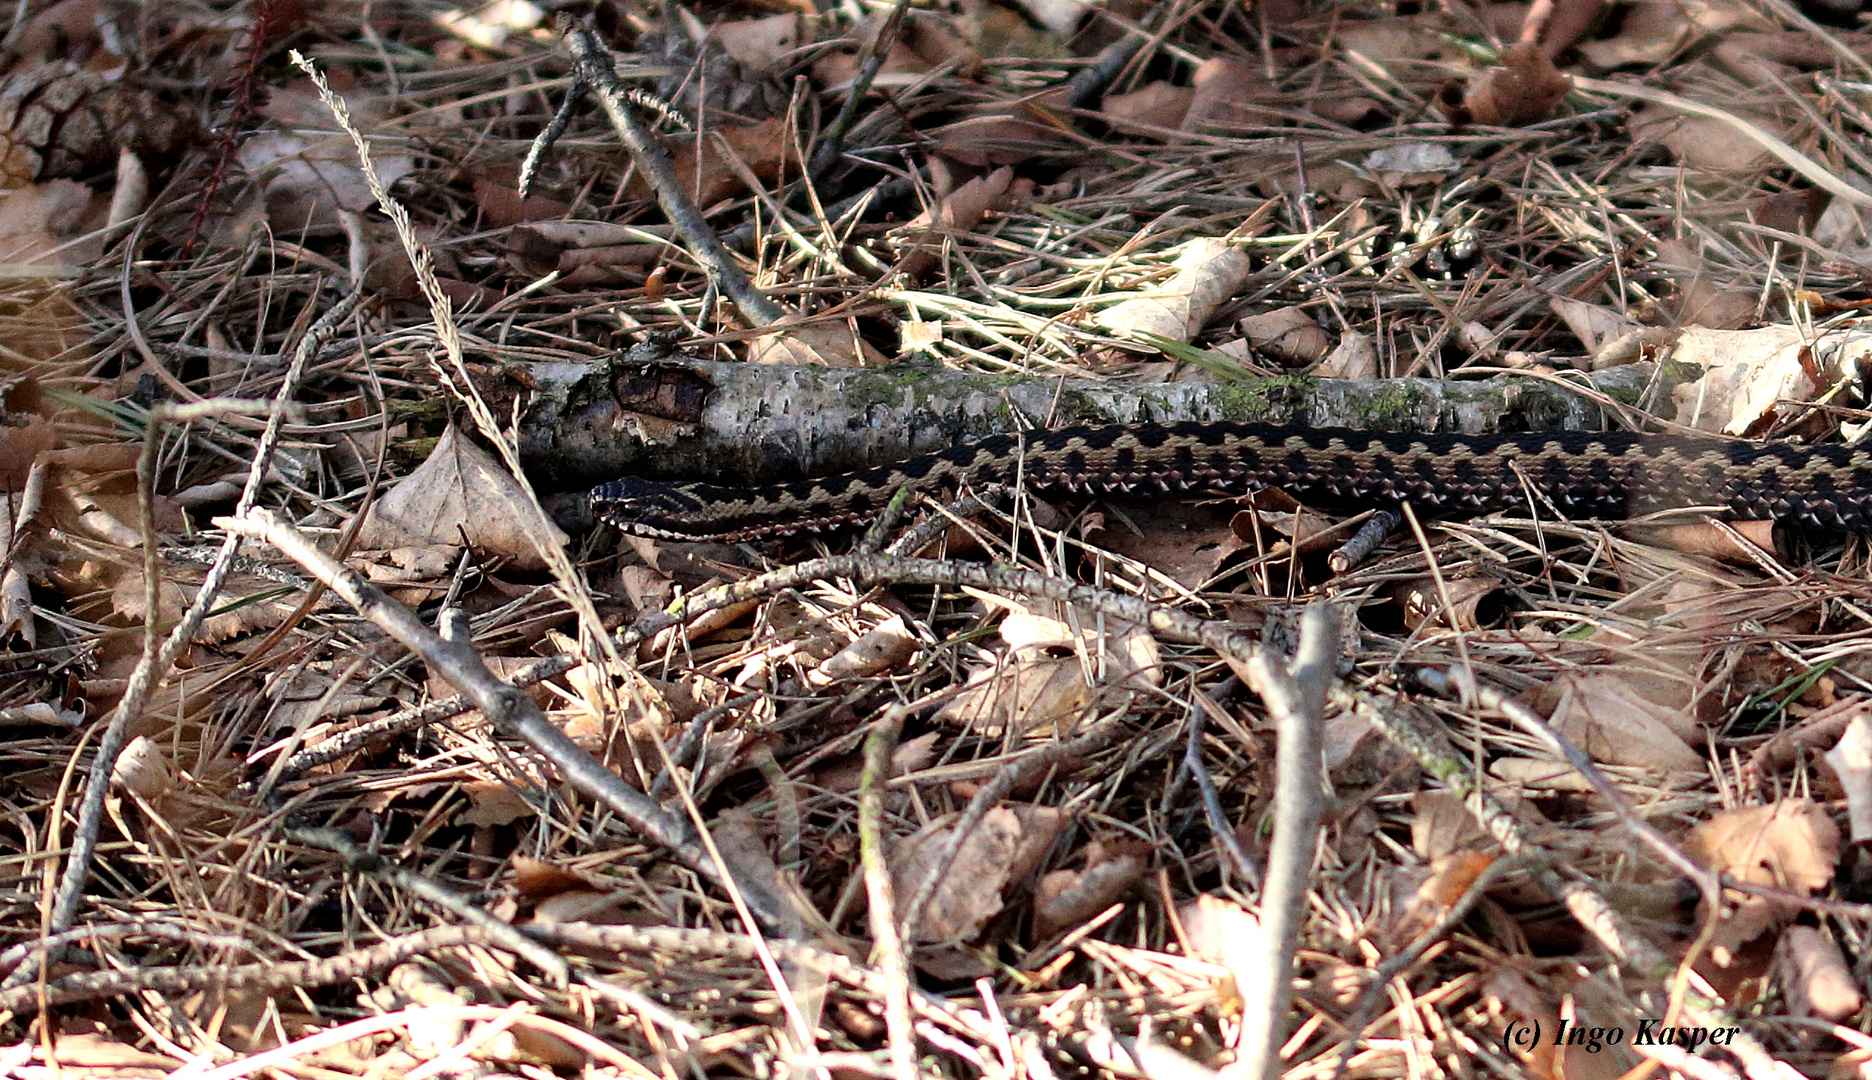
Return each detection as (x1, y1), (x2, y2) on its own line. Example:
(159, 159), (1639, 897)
(588, 421), (1872, 542)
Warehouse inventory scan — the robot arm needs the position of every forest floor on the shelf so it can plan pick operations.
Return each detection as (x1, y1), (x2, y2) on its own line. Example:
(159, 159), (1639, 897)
(5, 0), (1872, 1077)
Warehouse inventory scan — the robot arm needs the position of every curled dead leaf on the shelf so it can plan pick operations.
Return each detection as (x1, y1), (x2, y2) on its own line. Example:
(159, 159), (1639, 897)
(810, 615), (918, 685)
(1235, 307), (1329, 366)
(1388, 574), (1506, 631)
(1033, 840), (1147, 939)
(892, 167), (1012, 279)
(1096, 237), (1252, 344)
(746, 314), (888, 367)
(892, 807), (1020, 944)
(1102, 82), (1193, 133)
(1441, 42), (1571, 128)
(1684, 799), (1839, 964)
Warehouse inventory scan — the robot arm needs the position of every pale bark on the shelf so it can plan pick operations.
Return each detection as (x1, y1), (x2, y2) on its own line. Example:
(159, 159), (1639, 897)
(519, 357), (1683, 489)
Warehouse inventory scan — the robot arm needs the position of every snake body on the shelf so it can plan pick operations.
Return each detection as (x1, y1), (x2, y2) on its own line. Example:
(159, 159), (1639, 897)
(589, 421), (1872, 542)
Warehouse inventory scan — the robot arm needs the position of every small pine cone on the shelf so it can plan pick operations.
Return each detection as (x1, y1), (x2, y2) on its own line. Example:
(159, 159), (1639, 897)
(0, 60), (201, 184)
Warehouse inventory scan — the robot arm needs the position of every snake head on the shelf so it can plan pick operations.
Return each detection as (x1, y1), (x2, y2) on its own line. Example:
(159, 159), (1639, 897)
(589, 477), (719, 539)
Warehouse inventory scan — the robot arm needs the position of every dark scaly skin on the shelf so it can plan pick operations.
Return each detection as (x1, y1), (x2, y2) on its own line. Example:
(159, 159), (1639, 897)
(588, 421), (1872, 542)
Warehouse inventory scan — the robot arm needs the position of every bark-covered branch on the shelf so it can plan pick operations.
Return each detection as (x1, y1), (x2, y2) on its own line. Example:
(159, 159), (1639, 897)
(518, 356), (1687, 490)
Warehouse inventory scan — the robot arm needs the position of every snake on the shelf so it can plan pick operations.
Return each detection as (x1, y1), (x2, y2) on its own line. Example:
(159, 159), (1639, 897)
(587, 421), (1872, 542)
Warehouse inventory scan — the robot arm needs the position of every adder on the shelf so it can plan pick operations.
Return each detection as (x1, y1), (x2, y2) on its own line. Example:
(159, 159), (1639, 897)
(586, 421), (1872, 542)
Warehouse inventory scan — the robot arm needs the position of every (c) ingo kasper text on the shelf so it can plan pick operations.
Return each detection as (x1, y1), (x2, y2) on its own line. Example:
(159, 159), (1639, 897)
(1502, 1018), (1742, 1055)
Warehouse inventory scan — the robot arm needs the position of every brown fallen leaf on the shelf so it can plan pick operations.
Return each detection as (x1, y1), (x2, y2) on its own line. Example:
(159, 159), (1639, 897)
(1628, 102), (1783, 175)
(1537, 669), (1704, 772)
(1667, 324), (1815, 434)
(355, 422), (567, 571)
(892, 166), (1012, 279)
(809, 614), (918, 685)
(1400, 849), (1497, 934)
(1388, 574), (1506, 631)
(1441, 42), (1571, 128)
(1086, 502), (1245, 592)
(746, 313), (889, 367)
(1684, 799), (1839, 965)
(933, 110), (1076, 169)
(630, 116), (796, 210)
(892, 805), (1063, 944)
(472, 179), (570, 227)
(1176, 893), (1263, 1015)
(111, 564), (305, 643)
(1823, 715), (1872, 843)
(1180, 56), (1262, 134)
(1315, 331), (1378, 379)
(1235, 306), (1329, 366)
(1101, 82), (1193, 133)
(1621, 519), (1779, 562)
(712, 13), (800, 72)
(1032, 838), (1148, 939)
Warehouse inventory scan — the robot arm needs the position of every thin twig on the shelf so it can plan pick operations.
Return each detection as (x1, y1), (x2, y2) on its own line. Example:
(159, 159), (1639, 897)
(559, 21), (784, 327)
(809, 0), (913, 179)
(24, 291), (353, 987)
(858, 703), (917, 1080)
(1233, 603), (1337, 1080)
(216, 507), (787, 931)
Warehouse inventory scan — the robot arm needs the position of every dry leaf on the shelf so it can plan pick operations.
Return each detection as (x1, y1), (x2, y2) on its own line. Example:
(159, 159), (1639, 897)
(955, 0), (1071, 58)
(1411, 790), (1499, 861)
(1097, 237), (1252, 343)
(1012, 0), (1089, 37)
(1087, 503), (1244, 592)
(435, 0), (543, 49)
(1316, 332), (1378, 379)
(938, 592), (1160, 735)
(1032, 841), (1146, 939)
(473, 179), (570, 227)
(891, 807), (1023, 944)
(1181, 57), (1262, 134)
(111, 567), (298, 643)
(1540, 670), (1704, 772)
(1684, 800), (1839, 964)
(0, 178), (102, 275)
(936, 655), (1093, 737)
(893, 166), (1012, 279)
(1629, 102), (1782, 175)
(356, 423), (567, 571)
(1445, 43), (1571, 128)
(1388, 574), (1506, 631)
(110, 735), (171, 801)
(746, 314), (888, 367)
(1748, 697), (1871, 786)
(239, 87), (415, 232)
(1176, 894), (1263, 1014)
(1235, 307), (1329, 366)
(1553, 297), (1641, 355)
(713, 13), (800, 71)
(1403, 849), (1496, 931)
(456, 781), (536, 828)
(1622, 519), (1779, 562)
(648, 117), (795, 209)
(1667, 324), (1819, 434)
(933, 112), (1075, 168)
(1102, 82), (1193, 133)
(810, 615), (917, 685)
